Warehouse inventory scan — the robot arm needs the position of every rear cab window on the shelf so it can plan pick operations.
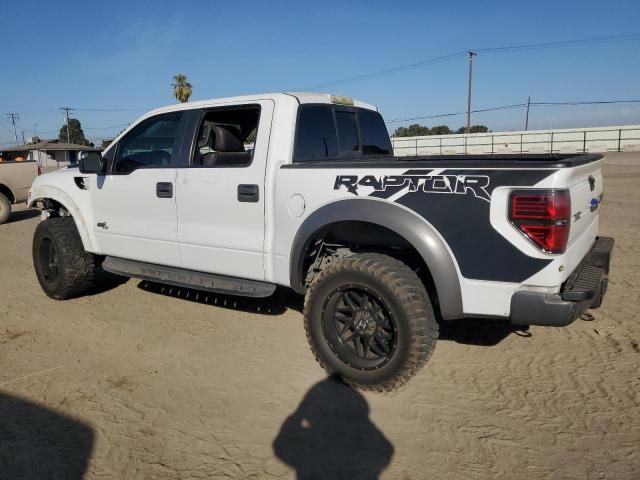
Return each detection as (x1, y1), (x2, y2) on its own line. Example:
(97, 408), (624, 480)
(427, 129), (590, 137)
(293, 104), (392, 162)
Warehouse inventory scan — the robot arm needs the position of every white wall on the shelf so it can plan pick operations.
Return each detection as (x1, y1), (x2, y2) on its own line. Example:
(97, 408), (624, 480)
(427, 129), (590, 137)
(28, 150), (73, 173)
(392, 125), (640, 156)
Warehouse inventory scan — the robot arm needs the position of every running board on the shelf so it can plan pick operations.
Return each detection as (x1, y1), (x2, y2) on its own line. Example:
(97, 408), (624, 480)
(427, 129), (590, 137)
(102, 256), (277, 298)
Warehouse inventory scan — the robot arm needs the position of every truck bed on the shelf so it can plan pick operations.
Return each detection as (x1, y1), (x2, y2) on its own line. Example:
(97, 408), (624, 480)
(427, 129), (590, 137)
(0, 160), (39, 203)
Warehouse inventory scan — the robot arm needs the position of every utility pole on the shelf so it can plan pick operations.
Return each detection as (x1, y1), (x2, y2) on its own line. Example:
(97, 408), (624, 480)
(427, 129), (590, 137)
(6, 113), (20, 146)
(21, 130), (26, 145)
(525, 96), (531, 131)
(465, 51), (477, 134)
(34, 123), (38, 140)
(59, 107), (74, 143)
(465, 50), (477, 133)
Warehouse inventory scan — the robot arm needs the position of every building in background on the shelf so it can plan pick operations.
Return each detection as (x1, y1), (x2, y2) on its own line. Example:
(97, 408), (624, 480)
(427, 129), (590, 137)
(0, 139), (101, 173)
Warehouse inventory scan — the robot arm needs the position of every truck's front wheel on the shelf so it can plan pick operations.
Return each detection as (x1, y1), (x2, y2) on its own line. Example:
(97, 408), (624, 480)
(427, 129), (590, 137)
(0, 192), (11, 225)
(33, 217), (100, 300)
(304, 253), (439, 392)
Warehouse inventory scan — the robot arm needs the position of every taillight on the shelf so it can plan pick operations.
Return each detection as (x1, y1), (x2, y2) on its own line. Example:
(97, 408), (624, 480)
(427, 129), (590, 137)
(509, 190), (570, 254)
(37, 165), (42, 176)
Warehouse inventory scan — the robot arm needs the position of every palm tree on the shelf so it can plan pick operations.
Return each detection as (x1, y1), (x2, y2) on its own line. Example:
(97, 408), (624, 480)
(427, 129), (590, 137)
(172, 74), (193, 103)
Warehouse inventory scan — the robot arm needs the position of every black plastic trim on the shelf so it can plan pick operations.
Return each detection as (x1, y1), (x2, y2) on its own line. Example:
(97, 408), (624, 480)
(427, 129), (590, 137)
(103, 256), (276, 298)
(289, 198), (464, 320)
(510, 236), (614, 326)
(281, 153), (603, 169)
(237, 184), (259, 202)
(510, 291), (587, 327)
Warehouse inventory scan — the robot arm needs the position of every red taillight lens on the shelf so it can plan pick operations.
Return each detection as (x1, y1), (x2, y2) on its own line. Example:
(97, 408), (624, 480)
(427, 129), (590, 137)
(37, 165), (42, 176)
(511, 192), (571, 219)
(509, 190), (570, 254)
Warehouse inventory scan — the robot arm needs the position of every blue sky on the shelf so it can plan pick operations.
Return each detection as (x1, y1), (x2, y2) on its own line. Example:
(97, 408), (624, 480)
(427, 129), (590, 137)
(1, 0), (639, 145)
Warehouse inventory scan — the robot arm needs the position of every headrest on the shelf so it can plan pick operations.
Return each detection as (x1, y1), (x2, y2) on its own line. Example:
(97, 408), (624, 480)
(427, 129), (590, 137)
(210, 125), (244, 152)
(197, 124), (211, 148)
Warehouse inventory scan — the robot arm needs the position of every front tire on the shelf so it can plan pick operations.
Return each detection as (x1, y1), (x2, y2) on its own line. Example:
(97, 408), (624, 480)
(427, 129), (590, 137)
(0, 193), (11, 225)
(304, 253), (439, 392)
(32, 217), (100, 300)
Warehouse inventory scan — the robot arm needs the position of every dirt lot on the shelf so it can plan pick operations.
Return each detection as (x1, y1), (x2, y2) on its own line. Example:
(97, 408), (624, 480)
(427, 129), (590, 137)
(1, 153), (639, 480)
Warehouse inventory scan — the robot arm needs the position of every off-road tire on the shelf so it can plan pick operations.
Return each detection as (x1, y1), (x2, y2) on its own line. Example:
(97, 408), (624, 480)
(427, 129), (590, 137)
(0, 193), (11, 225)
(304, 253), (439, 392)
(33, 217), (100, 300)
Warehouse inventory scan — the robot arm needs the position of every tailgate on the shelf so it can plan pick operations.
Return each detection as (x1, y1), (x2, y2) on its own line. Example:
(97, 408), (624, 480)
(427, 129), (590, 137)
(567, 158), (604, 246)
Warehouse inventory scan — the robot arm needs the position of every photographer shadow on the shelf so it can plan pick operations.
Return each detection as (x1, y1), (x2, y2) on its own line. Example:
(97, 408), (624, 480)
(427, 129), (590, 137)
(273, 376), (393, 480)
(0, 391), (94, 479)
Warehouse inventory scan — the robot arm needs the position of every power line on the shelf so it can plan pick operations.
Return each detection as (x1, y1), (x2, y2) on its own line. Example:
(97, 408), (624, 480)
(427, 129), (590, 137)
(531, 99), (640, 107)
(0, 117), (15, 135)
(83, 123), (130, 130)
(474, 33), (640, 54)
(6, 113), (20, 146)
(384, 99), (640, 124)
(302, 33), (640, 90)
(386, 103), (528, 124)
(73, 107), (149, 112)
(303, 51), (467, 90)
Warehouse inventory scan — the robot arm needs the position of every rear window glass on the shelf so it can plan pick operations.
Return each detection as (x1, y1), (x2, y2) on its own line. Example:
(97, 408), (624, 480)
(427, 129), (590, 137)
(336, 111), (360, 156)
(293, 106), (338, 161)
(294, 104), (392, 162)
(359, 109), (392, 155)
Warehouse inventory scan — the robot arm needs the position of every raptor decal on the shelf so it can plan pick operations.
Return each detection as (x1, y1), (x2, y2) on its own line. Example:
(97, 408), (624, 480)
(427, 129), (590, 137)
(334, 172), (491, 202)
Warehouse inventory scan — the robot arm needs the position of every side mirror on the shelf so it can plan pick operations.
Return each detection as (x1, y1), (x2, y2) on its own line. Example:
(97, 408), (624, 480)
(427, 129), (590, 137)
(79, 151), (105, 174)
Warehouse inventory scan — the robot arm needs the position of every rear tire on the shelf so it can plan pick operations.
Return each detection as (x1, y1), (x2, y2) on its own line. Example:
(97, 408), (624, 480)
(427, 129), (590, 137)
(304, 253), (439, 392)
(32, 217), (100, 300)
(0, 193), (11, 225)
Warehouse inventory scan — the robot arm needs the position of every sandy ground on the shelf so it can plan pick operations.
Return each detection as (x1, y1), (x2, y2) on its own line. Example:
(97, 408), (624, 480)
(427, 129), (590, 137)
(0, 152), (639, 480)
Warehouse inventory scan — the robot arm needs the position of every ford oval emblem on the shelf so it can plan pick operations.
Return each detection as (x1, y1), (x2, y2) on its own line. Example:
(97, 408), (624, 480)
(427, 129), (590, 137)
(590, 198), (600, 211)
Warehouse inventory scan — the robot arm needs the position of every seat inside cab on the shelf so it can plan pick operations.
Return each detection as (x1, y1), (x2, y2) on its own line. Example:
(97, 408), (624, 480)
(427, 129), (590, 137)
(195, 106), (259, 167)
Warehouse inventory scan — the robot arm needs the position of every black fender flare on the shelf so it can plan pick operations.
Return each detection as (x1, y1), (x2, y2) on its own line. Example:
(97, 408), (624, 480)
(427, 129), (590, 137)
(289, 198), (463, 320)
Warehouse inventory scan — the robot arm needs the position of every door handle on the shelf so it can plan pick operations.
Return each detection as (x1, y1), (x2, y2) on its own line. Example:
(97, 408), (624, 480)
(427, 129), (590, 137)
(156, 182), (173, 198)
(238, 184), (259, 203)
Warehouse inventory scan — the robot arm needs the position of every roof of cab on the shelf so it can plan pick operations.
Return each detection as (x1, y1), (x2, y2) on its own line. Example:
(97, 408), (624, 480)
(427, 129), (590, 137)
(143, 92), (377, 118)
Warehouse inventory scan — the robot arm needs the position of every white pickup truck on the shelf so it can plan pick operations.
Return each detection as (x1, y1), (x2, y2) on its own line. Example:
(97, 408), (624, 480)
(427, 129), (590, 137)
(0, 160), (39, 224)
(28, 92), (613, 390)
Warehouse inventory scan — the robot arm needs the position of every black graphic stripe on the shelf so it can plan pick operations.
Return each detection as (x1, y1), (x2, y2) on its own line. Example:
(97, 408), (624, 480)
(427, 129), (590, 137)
(394, 169), (556, 282)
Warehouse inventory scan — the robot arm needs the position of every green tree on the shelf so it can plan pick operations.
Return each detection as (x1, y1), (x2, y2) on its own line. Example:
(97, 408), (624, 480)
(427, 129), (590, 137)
(172, 74), (193, 103)
(392, 124), (431, 137)
(456, 125), (490, 134)
(58, 118), (92, 146)
(430, 125), (452, 135)
(101, 138), (114, 149)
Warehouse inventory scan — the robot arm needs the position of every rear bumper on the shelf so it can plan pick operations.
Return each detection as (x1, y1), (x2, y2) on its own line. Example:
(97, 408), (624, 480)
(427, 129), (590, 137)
(510, 236), (614, 327)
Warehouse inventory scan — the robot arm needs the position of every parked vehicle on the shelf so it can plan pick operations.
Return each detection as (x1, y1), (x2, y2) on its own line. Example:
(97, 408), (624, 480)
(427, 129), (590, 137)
(0, 160), (39, 224)
(27, 93), (613, 390)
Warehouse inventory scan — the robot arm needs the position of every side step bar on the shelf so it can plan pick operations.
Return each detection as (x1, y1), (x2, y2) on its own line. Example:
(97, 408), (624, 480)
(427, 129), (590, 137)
(102, 256), (277, 298)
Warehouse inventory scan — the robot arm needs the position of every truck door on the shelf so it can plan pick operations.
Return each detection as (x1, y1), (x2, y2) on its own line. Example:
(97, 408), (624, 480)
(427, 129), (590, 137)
(175, 100), (274, 280)
(90, 111), (186, 267)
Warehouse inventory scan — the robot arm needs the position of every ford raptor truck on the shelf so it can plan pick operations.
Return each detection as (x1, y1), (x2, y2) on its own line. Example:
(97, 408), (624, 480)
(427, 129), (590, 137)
(28, 93), (613, 391)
